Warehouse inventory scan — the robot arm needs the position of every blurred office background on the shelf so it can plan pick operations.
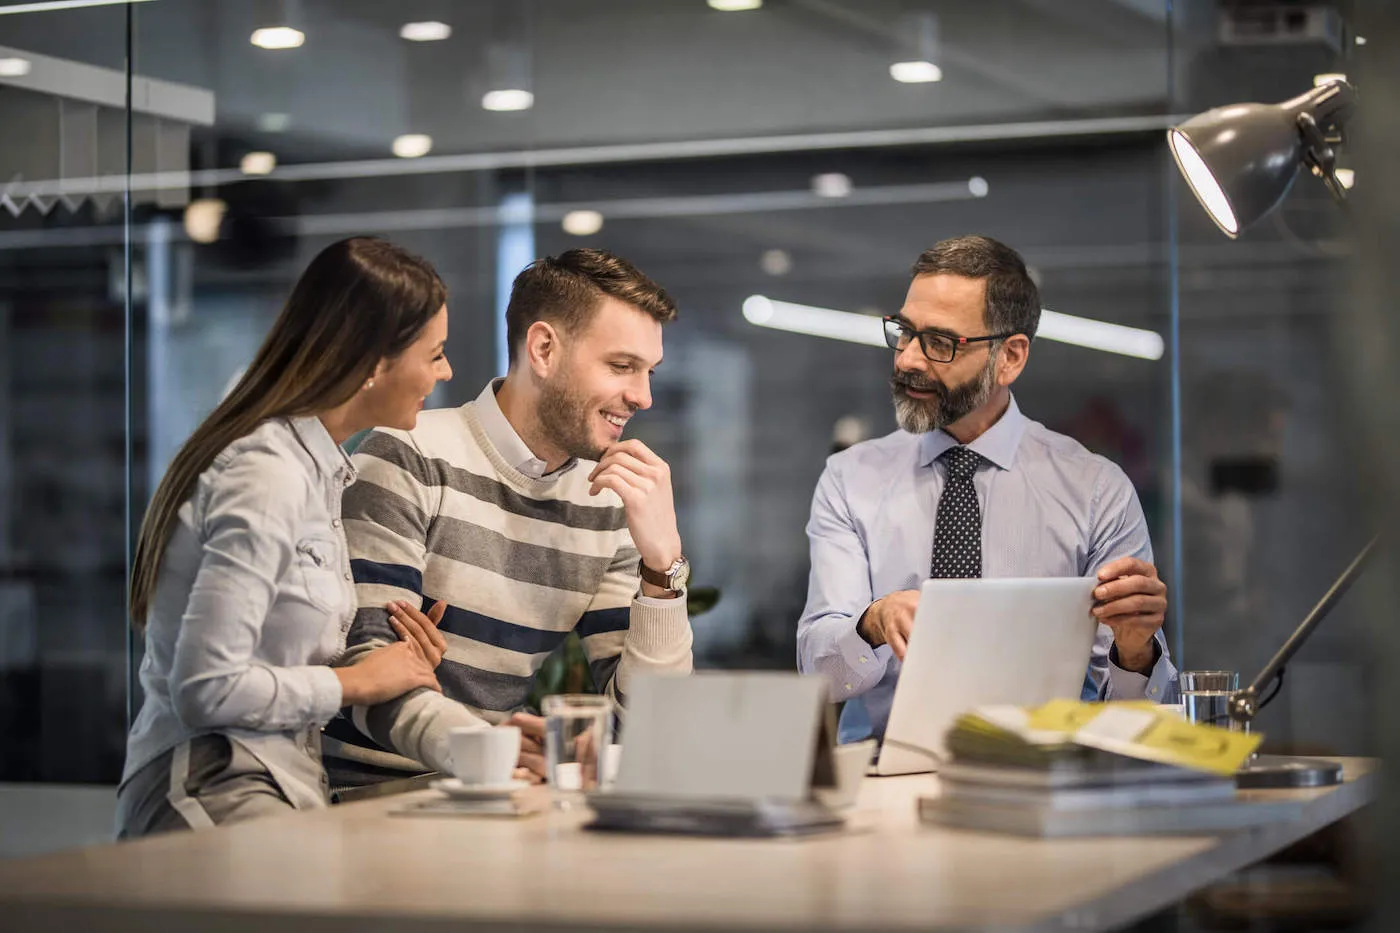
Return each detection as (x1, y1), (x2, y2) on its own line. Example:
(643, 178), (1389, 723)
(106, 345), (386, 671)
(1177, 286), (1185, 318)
(0, 0), (1367, 813)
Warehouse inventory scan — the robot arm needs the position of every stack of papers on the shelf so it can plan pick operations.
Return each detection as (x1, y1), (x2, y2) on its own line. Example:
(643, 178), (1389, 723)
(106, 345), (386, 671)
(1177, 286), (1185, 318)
(920, 700), (1291, 837)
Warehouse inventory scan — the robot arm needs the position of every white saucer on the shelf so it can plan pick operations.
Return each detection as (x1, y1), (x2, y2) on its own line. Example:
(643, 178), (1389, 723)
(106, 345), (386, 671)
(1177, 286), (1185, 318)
(431, 778), (530, 800)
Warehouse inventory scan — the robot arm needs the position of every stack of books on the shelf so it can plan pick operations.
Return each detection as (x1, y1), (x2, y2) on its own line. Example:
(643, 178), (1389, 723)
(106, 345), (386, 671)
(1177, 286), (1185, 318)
(918, 701), (1292, 837)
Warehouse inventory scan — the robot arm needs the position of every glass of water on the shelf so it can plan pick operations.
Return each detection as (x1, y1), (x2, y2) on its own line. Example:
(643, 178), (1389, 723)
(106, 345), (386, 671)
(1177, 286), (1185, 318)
(1180, 670), (1246, 732)
(542, 694), (614, 808)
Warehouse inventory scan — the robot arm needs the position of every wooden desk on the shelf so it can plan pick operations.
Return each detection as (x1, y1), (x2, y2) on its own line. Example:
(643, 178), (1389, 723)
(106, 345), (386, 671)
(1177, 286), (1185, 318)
(0, 758), (1376, 933)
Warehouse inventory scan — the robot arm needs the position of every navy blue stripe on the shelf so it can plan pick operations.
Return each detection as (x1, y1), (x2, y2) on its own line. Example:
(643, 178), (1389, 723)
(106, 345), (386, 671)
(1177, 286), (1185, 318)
(576, 607), (630, 640)
(351, 559), (423, 594)
(439, 605), (570, 655)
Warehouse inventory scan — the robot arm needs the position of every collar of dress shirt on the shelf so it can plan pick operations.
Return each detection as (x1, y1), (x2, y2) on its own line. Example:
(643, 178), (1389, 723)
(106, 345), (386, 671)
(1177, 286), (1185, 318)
(289, 415), (357, 485)
(916, 393), (1029, 471)
(475, 378), (577, 481)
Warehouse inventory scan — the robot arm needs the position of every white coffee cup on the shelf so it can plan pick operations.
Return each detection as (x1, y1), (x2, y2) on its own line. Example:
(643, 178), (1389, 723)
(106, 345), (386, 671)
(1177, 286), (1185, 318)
(447, 725), (520, 786)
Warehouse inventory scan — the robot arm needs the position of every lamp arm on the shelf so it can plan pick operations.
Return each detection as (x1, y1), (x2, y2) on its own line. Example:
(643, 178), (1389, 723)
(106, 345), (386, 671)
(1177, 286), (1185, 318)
(1228, 533), (1380, 725)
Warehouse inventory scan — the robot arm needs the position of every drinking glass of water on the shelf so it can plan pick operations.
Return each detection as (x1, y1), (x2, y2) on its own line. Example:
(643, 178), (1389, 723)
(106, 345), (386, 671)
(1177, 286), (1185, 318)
(542, 694), (614, 808)
(1180, 670), (1246, 732)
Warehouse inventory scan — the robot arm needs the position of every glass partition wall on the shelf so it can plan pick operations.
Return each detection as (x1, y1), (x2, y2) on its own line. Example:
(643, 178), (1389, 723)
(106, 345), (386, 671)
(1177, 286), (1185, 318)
(3, 0), (1370, 796)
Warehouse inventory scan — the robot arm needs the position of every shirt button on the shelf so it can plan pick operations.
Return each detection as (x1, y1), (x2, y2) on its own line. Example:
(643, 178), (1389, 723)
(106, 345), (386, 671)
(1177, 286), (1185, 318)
(859, 656), (867, 663)
(344, 572), (353, 582)
(332, 518), (342, 529)
(844, 683), (853, 691)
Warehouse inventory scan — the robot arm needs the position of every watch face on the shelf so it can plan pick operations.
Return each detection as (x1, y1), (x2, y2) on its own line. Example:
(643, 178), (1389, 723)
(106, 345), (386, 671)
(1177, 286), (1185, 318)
(671, 560), (691, 589)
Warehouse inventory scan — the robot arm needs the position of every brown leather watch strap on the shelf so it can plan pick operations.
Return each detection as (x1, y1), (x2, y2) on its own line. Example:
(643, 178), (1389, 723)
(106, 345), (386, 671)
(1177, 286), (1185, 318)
(639, 561), (672, 588)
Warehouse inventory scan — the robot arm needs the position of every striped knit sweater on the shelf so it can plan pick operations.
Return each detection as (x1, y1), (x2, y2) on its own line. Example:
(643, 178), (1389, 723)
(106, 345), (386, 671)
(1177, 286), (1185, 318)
(325, 391), (693, 777)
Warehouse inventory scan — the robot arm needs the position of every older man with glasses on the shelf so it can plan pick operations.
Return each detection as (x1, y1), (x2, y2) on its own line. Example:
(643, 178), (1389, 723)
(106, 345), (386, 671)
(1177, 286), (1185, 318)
(797, 234), (1177, 744)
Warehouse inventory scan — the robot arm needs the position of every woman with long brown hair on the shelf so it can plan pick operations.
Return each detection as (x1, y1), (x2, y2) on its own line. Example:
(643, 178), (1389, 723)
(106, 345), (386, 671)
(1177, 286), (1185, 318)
(117, 237), (453, 837)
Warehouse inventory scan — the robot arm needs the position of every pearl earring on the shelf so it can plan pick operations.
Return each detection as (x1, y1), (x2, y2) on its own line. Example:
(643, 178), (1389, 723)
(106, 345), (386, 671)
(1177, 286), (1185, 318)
(365, 379), (375, 390)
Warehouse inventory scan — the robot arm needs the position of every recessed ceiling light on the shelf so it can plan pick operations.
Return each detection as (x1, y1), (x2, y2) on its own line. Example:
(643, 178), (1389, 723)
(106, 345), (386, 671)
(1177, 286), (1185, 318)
(707, 0), (763, 10)
(401, 21), (451, 42)
(240, 151), (277, 176)
(256, 112), (292, 133)
(561, 210), (604, 236)
(251, 27), (305, 50)
(760, 249), (792, 276)
(392, 134), (433, 159)
(811, 173), (853, 198)
(968, 176), (989, 197)
(1355, 35), (1367, 45)
(481, 89), (534, 112)
(183, 198), (227, 244)
(0, 58), (32, 77)
(890, 60), (942, 83)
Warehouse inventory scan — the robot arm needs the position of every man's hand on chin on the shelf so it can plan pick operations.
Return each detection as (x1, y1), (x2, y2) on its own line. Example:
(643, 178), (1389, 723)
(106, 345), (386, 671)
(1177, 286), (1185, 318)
(1092, 557), (1168, 675)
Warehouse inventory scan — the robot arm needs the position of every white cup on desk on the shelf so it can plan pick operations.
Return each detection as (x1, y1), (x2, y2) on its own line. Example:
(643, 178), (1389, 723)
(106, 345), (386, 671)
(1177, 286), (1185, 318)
(448, 725), (520, 787)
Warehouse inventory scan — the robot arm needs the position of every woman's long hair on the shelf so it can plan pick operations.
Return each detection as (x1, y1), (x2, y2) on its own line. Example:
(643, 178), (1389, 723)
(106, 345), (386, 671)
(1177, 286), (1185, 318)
(129, 237), (446, 625)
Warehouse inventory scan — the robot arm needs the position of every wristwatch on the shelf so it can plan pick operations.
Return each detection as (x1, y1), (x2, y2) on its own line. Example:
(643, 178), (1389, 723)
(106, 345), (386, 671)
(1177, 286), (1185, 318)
(640, 556), (690, 593)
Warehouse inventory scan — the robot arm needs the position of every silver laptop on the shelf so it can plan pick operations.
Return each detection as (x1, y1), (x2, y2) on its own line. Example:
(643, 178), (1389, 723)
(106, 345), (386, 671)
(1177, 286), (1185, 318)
(873, 577), (1099, 776)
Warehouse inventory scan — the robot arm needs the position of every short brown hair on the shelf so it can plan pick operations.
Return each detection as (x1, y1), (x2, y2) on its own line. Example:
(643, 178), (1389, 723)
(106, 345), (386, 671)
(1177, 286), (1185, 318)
(911, 235), (1040, 341)
(505, 248), (677, 364)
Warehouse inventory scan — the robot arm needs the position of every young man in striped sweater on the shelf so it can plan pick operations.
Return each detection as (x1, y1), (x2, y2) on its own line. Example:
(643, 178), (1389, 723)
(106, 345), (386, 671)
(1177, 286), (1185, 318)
(324, 249), (694, 784)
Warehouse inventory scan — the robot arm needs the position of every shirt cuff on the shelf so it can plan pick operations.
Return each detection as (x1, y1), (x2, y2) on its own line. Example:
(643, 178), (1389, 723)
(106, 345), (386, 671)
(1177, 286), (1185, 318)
(627, 591), (693, 662)
(304, 664), (345, 723)
(1106, 640), (1176, 703)
(832, 620), (888, 699)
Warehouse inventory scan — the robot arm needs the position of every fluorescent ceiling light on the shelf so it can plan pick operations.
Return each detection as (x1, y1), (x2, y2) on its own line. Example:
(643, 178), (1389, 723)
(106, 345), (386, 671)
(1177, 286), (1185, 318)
(401, 21), (452, 42)
(481, 89), (534, 112)
(561, 209), (603, 236)
(1038, 309), (1164, 360)
(239, 151), (277, 176)
(741, 296), (1164, 360)
(0, 0), (157, 13)
(707, 0), (763, 10)
(811, 172), (853, 198)
(890, 60), (942, 83)
(0, 58), (31, 77)
(742, 296), (885, 346)
(392, 134), (433, 159)
(251, 27), (305, 50)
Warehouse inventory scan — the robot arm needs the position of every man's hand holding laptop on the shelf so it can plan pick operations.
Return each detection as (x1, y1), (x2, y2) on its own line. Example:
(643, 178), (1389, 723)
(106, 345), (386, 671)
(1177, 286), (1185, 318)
(857, 558), (1167, 670)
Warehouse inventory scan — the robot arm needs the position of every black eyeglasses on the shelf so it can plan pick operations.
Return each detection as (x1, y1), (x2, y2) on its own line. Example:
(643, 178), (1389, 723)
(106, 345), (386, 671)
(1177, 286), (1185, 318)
(882, 316), (1015, 363)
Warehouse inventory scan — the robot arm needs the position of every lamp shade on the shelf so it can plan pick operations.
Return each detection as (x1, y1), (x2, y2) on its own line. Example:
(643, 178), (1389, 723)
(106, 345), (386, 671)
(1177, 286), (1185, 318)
(1168, 81), (1354, 239)
(1168, 103), (1304, 238)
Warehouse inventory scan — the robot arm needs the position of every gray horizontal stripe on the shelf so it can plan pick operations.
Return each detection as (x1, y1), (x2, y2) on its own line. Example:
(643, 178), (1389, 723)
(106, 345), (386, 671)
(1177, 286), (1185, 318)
(357, 431), (627, 533)
(437, 658), (537, 713)
(429, 515), (612, 595)
(347, 607), (394, 649)
(343, 482), (428, 539)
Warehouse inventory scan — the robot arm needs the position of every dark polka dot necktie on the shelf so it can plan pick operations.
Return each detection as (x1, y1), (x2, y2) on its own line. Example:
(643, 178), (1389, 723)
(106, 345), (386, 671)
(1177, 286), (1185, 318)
(931, 446), (983, 579)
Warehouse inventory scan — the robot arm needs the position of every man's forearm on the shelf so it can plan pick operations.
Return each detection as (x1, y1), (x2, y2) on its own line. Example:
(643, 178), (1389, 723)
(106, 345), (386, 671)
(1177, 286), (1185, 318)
(335, 643), (489, 773)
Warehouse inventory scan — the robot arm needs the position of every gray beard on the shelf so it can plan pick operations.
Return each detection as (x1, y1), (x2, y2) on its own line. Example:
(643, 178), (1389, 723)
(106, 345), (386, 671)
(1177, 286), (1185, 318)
(891, 356), (998, 434)
(537, 368), (607, 461)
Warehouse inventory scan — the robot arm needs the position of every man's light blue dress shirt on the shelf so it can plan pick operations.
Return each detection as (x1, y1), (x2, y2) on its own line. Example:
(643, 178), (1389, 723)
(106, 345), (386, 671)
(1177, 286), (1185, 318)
(797, 395), (1179, 743)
